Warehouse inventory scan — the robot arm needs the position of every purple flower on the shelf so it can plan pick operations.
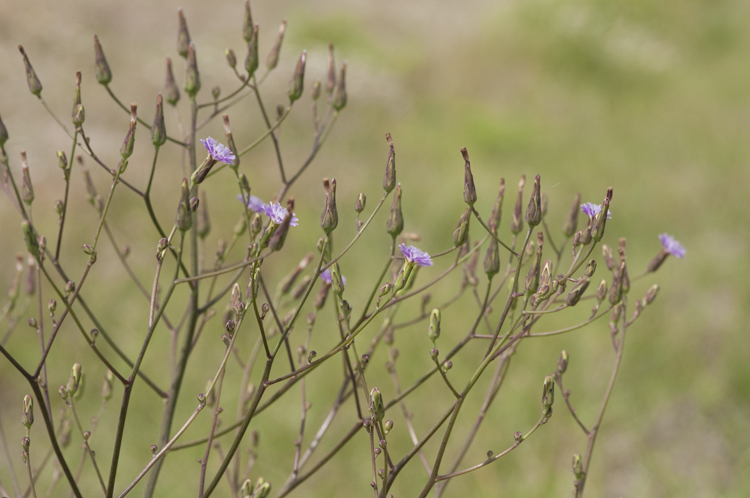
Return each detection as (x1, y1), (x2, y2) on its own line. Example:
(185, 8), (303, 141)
(581, 202), (612, 219)
(321, 268), (346, 286)
(399, 244), (432, 267)
(261, 202), (299, 226)
(659, 233), (685, 258)
(237, 194), (266, 213)
(200, 137), (235, 165)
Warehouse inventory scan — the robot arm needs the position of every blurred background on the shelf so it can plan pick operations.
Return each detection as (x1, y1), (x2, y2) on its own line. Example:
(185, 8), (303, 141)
(1, 0), (749, 496)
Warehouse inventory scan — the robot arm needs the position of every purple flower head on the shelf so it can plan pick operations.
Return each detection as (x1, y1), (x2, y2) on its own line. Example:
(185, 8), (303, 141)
(321, 268), (346, 286)
(581, 202), (612, 219)
(659, 233), (686, 258)
(399, 244), (432, 267)
(200, 137), (235, 165)
(261, 202), (299, 226)
(237, 194), (266, 213)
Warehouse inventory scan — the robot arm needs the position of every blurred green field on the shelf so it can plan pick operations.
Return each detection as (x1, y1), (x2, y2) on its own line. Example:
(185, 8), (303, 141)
(1, 0), (749, 496)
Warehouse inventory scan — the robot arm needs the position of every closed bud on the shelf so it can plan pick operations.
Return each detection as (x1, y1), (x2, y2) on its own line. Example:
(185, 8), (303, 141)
(185, 43), (201, 97)
(314, 282), (330, 309)
(71, 72), (84, 127)
(596, 279), (607, 303)
(525, 232), (543, 294)
(240, 478), (254, 498)
(565, 277), (589, 307)
(573, 454), (584, 479)
(231, 283), (242, 314)
(428, 308), (441, 343)
(197, 191), (211, 239)
(177, 8), (191, 58)
(326, 44), (336, 94)
(584, 259), (596, 277)
(266, 20), (287, 70)
(320, 178), (338, 234)
(542, 375), (555, 412)
(461, 148), (477, 205)
(48, 299), (57, 313)
(211, 86), (220, 101)
(250, 213), (262, 238)
(601, 244), (616, 271)
(28, 317), (37, 329)
(510, 175), (525, 234)
(288, 51), (306, 102)
(256, 482), (271, 498)
(175, 178), (192, 232)
(384, 419), (393, 434)
(644, 284), (659, 305)
(562, 193), (581, 237)
(525, 174), (542, 227)
(330, 261), (345, 295)
(21, 221), (39, 261)
(225, 48), (237, 69)
(245, 25), (259, 78)
(269, 198), (294, 251)
(0, 112), (8, 147)
(355, 193), (366, 213)
(332, 61), (347, 111)
(452, 207), (471, 246)
(489, 179), (505, 230)
(156, 238), (169, 259)
(370, 387), (384, 422)
(609, 261), (625, 304)
(242, 0), (254, 40)
(557, 350), (569, 374)
(484, 237), (500, 277)
(386, 183), (404, 238)
(67, 363), (82, 396)
(120, 104), (137, 160)
(189, 196), (199, 213)
(19, 46), (43, 97)
(21, 151), (33, 205)
(22, 394), (34, 429)
(57, 151), (68, 173)
(102, 370), (114, 401)
(383, 133), (396, 193)
(164, 57), (180, 106)
(151, 93), (167, 146)
(311, 80), (321, 100)
(592, 187), (613, 242)
(91, 35), (113, 85)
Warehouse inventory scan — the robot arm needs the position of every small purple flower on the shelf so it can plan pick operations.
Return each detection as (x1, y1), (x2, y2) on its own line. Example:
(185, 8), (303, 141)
(200, 137), (235, 165)
(581, 202), (612, 219)
(237, 194), (266, 213)
(321, 268), (346, 286)
(659, 233), (685, 258)
(261, 202), (299, 226)
(399, 244), (432, 267)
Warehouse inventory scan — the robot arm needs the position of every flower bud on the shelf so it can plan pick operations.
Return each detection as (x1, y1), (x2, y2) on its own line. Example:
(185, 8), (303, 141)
(370, 387), (384, 422)
(269, 198), (294, 251)
(326, 44), (336, 94)
(428, 308), (441, 343)
(120, 104), (137, 160)
(355, 193), (366, 213)
(385, 183), (404, 238)
(596, 279), (607, 303)
(452, 207), (471, 247)
(311, 80), (321, 100)
(19, 46), (43, 97)
(22, 394), (34, 429)
(525, 174), (542, 227)
(562, 192), (581, 237)
(245, 25), (259, 78)
(461, 147), (477, 206)
(314, 281), (330, 310)
(510, 175), (525, 234)
(608, 261), (625, 305)
(383, 133), (396, 193)
(542, 375), (554, 413)
(525, 232), (543, 293)
(592, 187), (613, 243)
(102, 370), (114, 401)
(557, 351), (569, 374)
(185, 43), (201, 97)
(0, 112), (8, 147)
(266, 20), (287, 70)
(601, 244), (616, 271)
(195, 192), (211, 240)
(225, 48), (237, 69)
(484, 237), (500, 277)
(332, 61), (347, 111)
(584, 259), (596, 278)
(177, 8), (191, 59)
(489, 178), (505, 230)
(242, 0), (254, 41)
(175, 178), (192, 232)
(21, 221), (39, 261)
(288, 51), (306, 102)
(231, 283), (243, 315)
(240, 478), (254, 498)
(151, 93), (167, 147)
(572, 454), (584, 479)
(164, 57), (180, 106)
(330, 261), (345, 295)
(256, 482), (271, 498)
(644, 284), (659, 305)
(92, 35), (113, 85)
(57, 151), (68, 174)
(20, 151), (33, 205)
(71, 72), (84, 127)
(66, 363), (82, 397)
(320, 178), (338, 234)
(565, 277), (589, 307)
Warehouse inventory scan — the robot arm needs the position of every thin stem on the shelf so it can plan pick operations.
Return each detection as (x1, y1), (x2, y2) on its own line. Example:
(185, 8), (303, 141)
(104, 85), (187, 146)
(54, 130), (78, 262)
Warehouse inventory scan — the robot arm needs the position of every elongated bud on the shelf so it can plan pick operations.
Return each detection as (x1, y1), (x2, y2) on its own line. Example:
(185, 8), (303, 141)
(256, 482), (271, 498)
(592, 187), (613, 242)
(383, 133), (396, 193)
(332, 61), (347, 111)
(241, 478), (254, 498)
(584, 259), (597, 277)
(484, 236), (500, 277)
(22, 394), (34, 429)
(525, 233), (543, 293)
(120, 104), (137, 160)
(102, 370), (114, 400)
(231, 283), (243, 315)
(67, 363), (82, 396)
(355, 193), (366, 213)
(225, 48), (237, 69)
(370, 387), (384, 422)
(643, 284), (659, 305)
(269, 198), (294, 251)
(0, 112), (8, 147)
(222, 114), (240, 169)
(452, 207), (471, 246)
(176, 178), (192, 232)
(562, 192), (581, 237)
(510, 175), (525, 234)
(542, 375), (555, 412)
(461, 148), (477, 205)
(242, 0), (254, 41)
(326, 44), (336, 94)
(151, 93), (167, 146)
(57, 151), (68, 174)
(19, 46), (42, 97)
(71, 72), (84, 127)
(573, 454), (584, 479)
(565, 277), (589, 307)
(525, 174), (542, 227)
(330, 261), (345, 295)
(185, 43), (201, 97)
(385, 183), (404, 238)
(320, 178), (338, 234)
(289, 51), (306, 102)
(428, 308), (441, 343)
(212, 86), (222, 103)
(177, 8), (191, 58)
(311, 80), (321, 101)
(164, 57), (180, 106)
(596, 279), (607, 303)
(245, 25), (259, 78)
(279, 254), (313, 295)
(557, 351), (569, 374)
(602, 244), (616, 271)
(93, 35), (112, 85)
(21, 151), (33, 205)
(266, 20), (287, 70)
(609, 261), (625, 304)
(22, 221), (39, 260)
(490, 179), (505, 230)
